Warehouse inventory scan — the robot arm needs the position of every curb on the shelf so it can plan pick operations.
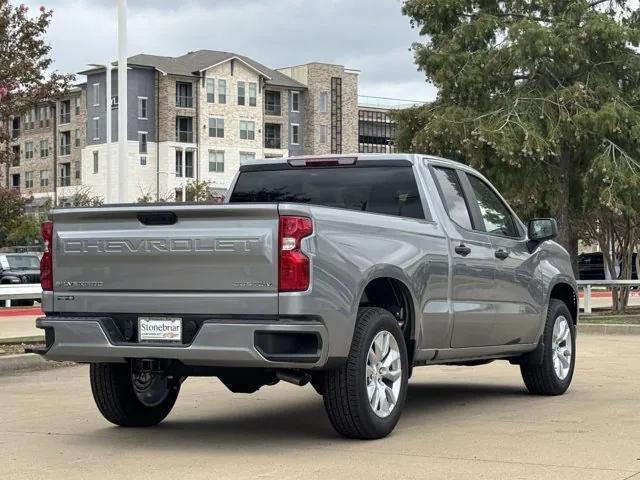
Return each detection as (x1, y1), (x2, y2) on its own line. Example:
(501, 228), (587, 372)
(0, 335), (44, 345)
(578, 323), (640, 335)
(0, 353), (58, 376)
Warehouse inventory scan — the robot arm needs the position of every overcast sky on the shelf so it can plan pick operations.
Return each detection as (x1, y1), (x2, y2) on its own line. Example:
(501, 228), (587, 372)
(17, 0), (438, 102)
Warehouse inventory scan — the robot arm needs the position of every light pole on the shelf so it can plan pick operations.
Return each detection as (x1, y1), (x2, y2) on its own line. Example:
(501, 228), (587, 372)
(117, 0), (128, 203)
(88, 63), (112, 203)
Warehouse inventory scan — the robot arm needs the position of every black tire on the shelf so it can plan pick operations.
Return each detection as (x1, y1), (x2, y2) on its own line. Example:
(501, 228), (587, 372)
(520, 299), (576, 395)
(89, 363), (179, 427)
(322, 307), (409, 439)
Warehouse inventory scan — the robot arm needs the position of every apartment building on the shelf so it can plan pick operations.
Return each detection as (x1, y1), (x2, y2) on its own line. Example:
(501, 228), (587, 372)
(80, 50), (359, 202)
(2, 86), (86, 209)
(357, 96), (427, 154)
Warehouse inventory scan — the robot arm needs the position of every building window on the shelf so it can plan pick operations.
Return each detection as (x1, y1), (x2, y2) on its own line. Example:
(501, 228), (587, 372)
(175, 189), (183, 202)
(92, 117), (100, 140)
(11, 174), (20, 190)
(138, 97), (147, 119)
(74, 128), (81, 147)
(185, 151), (194, 178)
(74, 160), (81, 180)
(176, 82), (193, 108)
(93, 151), (99, 174)
(208, 117), (224, 138)
(319, 125), (328, 144)
(237, 81), (245, 106)
(11, 145), (20, 166)
(140, 156), (147, 166)
(264, 123), (281, 149)
(265, 90), (281, 116)
(60, 100), (71, 124)
(59, 131), (71, 156)
(24, 142), (33, 159)
(75, 97), (81, 115)
(239, 120), (255, 140)
(111, 95), (119, 109)
(208, 150), (224, 172)
(239, 151), (255, 165)
(206, 78), (215, 103)
(39, 139), (49, 157)
(218, 79), (226, 104)
(291, 123), (300, 145)
(291, 91), (300, 112)
(175, 150), (183, 177)
(176, 116), (193, 143)
(138, 131), (148, 154)
(248, 82), (257, 107)
(92, 83), (100, 106)
(59, 163), (71, 187)
(40, 170), (49, 187)
(319, 91), (328, 113)
(25, 171), (33, 189)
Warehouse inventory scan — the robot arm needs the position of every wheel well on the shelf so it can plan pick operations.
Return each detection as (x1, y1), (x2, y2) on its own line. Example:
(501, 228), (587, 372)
(550, 283), (578, 324)
(359, 277), (414, 355)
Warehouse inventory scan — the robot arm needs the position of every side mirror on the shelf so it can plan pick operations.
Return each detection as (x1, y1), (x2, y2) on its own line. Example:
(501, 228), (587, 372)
(528, 218), (558, 242)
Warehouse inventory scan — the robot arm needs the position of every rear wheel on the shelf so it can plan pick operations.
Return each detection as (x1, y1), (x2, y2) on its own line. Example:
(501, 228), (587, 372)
(90, 362), (180, 427)
(322, 307), (408, 439)
(520, 299), (576, 395)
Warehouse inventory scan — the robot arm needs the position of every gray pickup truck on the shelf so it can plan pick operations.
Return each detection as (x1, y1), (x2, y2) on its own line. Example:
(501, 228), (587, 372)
(35, 154), (577, 439)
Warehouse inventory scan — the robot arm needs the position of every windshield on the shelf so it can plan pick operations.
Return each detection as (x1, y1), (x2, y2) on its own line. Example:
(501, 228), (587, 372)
(4, 255), (40, 270)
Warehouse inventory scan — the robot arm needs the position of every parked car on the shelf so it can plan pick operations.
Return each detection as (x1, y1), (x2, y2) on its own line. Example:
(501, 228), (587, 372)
(0, 253), (41, 306)
(34, 154), (577, 439)
(578, 252), (638, 280)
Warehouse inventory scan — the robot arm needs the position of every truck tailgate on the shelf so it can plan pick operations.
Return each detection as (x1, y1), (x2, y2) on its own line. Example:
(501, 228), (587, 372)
(50, 204), (279, 315)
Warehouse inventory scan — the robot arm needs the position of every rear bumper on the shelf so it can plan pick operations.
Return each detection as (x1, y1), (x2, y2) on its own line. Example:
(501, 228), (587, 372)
(36, 316), (333, 369)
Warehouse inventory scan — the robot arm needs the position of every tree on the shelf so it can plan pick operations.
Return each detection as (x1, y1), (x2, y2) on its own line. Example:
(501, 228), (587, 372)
(6, 215), (39, 246)
(0, 2), (74, 173)
(185, 180), (223, 202)
(58, 187), (103, 207)
(0, 186), (26, 246)
(396, 0), (640, 274)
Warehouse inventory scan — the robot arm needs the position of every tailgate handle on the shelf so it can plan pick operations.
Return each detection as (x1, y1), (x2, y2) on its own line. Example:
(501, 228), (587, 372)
(137, 212), (177, 226)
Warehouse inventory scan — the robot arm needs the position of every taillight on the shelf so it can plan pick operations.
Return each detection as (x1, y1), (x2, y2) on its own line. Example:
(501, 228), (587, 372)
(278, 216), (313, 292)
(40, 221), (53, 291)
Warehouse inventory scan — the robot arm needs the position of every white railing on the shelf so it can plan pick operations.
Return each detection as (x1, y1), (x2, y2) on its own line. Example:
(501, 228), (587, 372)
(0, 284), (42, 307)
(576, 280), (640, 314)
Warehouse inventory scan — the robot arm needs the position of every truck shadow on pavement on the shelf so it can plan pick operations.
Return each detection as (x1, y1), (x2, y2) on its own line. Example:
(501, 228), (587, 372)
(86, 381), (528, 446)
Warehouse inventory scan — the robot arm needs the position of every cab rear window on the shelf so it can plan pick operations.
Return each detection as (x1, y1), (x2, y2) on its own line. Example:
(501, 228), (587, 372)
(229, 166), (425, 220)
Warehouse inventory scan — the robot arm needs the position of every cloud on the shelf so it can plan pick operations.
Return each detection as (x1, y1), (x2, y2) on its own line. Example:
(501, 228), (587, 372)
(16, 0), (437, 101)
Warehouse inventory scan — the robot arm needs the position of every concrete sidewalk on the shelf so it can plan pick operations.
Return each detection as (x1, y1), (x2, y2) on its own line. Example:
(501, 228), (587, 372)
(1, 334), (639, 480)
(0, 314), (41, 341)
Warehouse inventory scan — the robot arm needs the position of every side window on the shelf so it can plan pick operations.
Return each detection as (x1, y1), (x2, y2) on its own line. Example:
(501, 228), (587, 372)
(433, 167), (473, 230)
(466, 174), (519, 237)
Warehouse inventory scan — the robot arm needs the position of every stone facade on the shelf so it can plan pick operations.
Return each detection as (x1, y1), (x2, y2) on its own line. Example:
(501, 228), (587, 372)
(277, 63), (359, 155)
(4, 87), (86, 205)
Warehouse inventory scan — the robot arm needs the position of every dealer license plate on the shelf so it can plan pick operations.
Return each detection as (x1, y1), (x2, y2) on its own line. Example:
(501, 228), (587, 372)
(138, 317), (182, 343)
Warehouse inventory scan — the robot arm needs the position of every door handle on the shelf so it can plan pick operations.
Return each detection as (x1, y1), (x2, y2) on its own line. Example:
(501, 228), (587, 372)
(454, 244), (471, 256)
(495, 249), (509, 260)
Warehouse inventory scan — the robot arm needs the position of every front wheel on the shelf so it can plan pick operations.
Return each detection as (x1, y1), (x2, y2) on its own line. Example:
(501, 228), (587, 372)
(322, 307), (409, 439)
(520, 299), (576, 395)
(90, 362), (180, 427)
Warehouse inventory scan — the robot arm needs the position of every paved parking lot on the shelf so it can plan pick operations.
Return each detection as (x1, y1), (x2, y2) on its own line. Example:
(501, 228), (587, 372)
(1, 334), (639, 480)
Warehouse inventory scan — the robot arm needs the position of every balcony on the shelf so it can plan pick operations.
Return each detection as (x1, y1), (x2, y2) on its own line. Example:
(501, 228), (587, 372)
(60, 113), (71, 124)
(11, 129), (20, 139)
(176, 131), (193, 143)
(265, 91), (282, 116)
(59, 145), (71, 156)
(59, 176), (71, 187)
(264, 137), (282, 149)
(176, 95), (193, 108)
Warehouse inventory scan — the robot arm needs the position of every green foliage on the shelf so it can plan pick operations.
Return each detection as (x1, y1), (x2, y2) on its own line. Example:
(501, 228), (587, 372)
(58, 187), (103, 207)
(5, 215), (39, 246)
(0, 1), (74, 167)
(185, 180), (222, 203)
(0, 186), (25, 246)
(397, 0), (640, 267)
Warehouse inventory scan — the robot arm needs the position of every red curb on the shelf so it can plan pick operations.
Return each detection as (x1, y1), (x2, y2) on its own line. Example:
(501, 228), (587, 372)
(0, 307), (43, 317)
